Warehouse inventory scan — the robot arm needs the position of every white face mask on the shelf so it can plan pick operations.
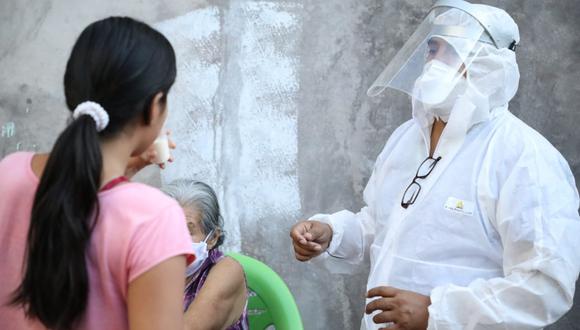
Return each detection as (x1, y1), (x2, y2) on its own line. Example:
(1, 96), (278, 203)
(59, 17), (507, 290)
(413, 59), (467, 122)
(186, 229), (214, 277)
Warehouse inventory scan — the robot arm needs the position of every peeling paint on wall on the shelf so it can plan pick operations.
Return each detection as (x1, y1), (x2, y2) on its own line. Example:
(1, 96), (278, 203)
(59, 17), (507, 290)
(227, 0), (302, 239)
(155, 1), (302, 253)
(155, 6), (235, 248)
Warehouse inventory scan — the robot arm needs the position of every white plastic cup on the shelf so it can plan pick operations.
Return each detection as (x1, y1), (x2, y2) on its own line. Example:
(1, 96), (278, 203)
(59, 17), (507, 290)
(152, 134), (170, 164)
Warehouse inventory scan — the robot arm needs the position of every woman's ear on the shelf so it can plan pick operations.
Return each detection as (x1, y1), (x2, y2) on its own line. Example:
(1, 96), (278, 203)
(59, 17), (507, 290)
(207, 227), (222, 250)
(146, 92), (166, 126)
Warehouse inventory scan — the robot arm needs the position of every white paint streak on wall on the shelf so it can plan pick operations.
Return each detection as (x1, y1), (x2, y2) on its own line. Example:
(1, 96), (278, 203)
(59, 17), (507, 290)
(154, 7), (237, 247)
(155, 8), (221, 182)
(154, 2), (302, 252)
(227, 1), (301, 229)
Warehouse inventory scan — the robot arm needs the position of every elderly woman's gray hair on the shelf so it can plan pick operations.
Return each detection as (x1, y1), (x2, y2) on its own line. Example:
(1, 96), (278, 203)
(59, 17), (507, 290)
(162, 180), (225, 248)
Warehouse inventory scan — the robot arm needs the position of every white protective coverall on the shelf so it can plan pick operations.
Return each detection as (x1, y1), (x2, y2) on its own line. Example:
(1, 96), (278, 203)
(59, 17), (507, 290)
(311, 1), (580, 329)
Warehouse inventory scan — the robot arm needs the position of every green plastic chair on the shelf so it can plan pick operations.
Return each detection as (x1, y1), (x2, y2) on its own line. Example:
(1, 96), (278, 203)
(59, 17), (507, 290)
(227, 252), (304, 330)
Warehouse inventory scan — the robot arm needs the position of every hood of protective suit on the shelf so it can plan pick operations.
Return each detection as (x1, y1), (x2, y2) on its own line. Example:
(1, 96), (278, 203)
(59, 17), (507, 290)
(368, 1), (521, 133)
(409, 8), (520, 162)
(413, 4), (521, 131)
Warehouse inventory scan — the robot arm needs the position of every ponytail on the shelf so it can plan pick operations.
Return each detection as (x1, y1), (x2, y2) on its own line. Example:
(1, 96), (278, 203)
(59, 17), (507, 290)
(11, 115), (102, 329)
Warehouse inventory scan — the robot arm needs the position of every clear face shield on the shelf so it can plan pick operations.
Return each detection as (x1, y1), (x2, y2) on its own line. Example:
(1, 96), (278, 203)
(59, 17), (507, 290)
(367, 6), (494, 105)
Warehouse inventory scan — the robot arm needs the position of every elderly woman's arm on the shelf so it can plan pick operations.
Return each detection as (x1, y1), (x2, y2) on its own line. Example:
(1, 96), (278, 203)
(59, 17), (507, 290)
(184, 257), (247, 330)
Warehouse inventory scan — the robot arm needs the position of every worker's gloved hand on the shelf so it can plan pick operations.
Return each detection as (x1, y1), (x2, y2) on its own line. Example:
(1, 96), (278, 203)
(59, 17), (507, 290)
(365, 286), (431, 330)
(289, 220), (333, 261)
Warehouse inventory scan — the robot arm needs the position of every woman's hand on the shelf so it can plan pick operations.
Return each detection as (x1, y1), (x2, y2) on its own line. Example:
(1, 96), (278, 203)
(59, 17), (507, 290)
(125, 130), (176, 178)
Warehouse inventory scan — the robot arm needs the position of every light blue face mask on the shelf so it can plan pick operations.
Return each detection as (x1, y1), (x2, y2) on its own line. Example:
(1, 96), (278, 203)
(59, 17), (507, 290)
(186, 229), (215, 277)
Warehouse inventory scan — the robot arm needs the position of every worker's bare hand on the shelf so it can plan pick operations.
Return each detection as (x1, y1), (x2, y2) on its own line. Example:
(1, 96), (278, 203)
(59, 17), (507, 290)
(365, 286), (430, 330)
(289, 220), (333, 262)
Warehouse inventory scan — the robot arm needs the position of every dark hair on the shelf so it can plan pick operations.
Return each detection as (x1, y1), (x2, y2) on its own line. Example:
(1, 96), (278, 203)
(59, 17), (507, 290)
(162, 180), (225, 248)
(10, 17), (176, 330)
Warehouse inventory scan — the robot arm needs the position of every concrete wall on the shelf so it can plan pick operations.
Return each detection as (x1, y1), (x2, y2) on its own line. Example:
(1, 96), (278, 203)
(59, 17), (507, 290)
(1, 0), (579, 329)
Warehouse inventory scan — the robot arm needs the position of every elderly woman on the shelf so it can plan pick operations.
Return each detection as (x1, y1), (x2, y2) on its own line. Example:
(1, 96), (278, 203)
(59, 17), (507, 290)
(163, 180), (248, 330)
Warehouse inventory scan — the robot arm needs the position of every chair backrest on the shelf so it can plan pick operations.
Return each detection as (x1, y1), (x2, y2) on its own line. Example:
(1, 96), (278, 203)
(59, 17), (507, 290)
(227, 252), (303, 330)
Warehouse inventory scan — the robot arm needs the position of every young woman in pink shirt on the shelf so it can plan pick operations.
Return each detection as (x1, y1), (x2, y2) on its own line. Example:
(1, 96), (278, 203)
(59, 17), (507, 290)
(0, 17), (192, 330)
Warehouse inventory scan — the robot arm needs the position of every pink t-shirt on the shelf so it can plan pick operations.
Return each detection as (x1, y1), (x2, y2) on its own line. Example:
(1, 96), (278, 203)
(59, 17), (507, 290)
(0, 152), (193, 329)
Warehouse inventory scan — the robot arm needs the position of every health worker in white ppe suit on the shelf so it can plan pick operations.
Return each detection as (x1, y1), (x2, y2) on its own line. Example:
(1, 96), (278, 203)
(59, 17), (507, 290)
(289, 1), (580, 329)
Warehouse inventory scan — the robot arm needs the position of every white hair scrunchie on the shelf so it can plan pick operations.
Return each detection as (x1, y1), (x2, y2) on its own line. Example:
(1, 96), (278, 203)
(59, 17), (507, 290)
(72, 101), (110, 132)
